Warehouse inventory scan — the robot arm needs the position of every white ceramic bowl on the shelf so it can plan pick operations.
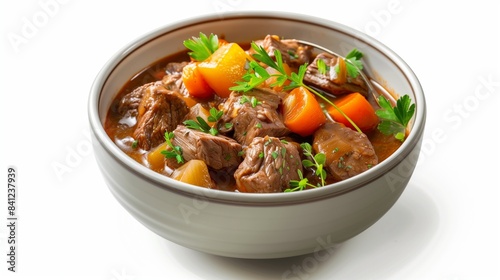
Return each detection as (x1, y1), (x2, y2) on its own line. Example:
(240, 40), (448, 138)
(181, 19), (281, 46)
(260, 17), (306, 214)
(88, 11), (426, 259)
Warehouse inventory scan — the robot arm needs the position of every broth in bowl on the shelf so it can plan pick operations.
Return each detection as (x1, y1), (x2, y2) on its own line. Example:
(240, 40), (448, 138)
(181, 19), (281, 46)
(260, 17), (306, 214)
(104, 33), (411, 193)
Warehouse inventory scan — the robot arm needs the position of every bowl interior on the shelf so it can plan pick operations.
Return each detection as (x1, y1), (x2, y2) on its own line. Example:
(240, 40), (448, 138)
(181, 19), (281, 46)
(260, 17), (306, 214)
(90, 12), (425, 204)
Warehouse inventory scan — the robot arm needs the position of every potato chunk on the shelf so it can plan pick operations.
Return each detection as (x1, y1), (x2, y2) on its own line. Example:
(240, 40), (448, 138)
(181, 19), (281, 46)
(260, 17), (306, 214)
(171, 160), (215, 188)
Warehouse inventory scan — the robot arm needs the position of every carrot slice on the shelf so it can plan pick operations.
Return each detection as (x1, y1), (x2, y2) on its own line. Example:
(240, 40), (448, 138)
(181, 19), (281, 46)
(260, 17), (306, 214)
(327, 92), (379, 132)
(182, 62), (214, 99)
(198, 43), (251, 98)
(282, 86), (327, 137)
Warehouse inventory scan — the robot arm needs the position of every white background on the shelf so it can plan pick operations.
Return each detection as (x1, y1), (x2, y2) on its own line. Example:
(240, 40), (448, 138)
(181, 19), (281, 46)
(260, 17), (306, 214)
(1, 0), (499, 279)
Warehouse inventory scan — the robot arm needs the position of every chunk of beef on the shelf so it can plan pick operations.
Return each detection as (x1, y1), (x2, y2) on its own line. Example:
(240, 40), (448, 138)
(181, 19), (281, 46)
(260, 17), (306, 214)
(313, 122), (378, 181)
(250, 35), (313, 68)
(116, 82), (153, 117)
(219, 88), (289, 146)
(113, 62), (190, 150)
(133, 82), (189, 150)
(234, 136), (302, 193)
(165, 61), (188, 75)
(167, 125), (243, 170)
(304, 53), (368, 96)
(117, 62), (188, 116)
(162, 61), (189, 96)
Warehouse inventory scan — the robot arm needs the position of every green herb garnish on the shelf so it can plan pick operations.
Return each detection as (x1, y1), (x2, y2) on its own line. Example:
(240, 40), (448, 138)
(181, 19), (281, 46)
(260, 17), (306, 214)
(300, 142), (326, 187)
(271, 151), (279, 159)
(375, 94), (415, 141)
(161, 131), (184, 163)
(239, 95), (262, 107)
(286, 169), (317, 192)
(131, 140), (138, 149)
(317, 58), (328, 75)
(335, 48), (364, 78)
(231, 60), (271, 92)
(183, 107), (223, 136)
(230, 42), (362, 133)
(285, 142), (328, 192)
(183, 32), (219, 61)
(207, 107), (223, 122)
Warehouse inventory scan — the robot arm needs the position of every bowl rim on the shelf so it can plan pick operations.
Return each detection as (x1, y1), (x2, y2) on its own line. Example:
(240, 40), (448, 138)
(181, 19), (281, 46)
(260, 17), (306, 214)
(88, 11), (426, 206)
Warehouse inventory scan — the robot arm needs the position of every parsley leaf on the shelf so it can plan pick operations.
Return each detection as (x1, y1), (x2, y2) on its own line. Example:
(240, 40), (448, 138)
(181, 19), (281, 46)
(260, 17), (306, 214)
(375, 94), (415, 141)
(251, 42), (281, 71)
(183, 107), (223, 136)
(286, 169), (316, 192)
(184, 117), (212, 134)
(239, 95), (262, 107)
(317, 58), (328, 75)
(161, 131), (184, 163)
(285, 64), (307, 91)
(231, 60), (270, 92)
(300, 142), (326, 187)
(207, 107), (223, 123)
(183, 32), (219, 61)
(286, 143), (328, 192)
(131, 140), (138, 149)
(344, 48), (364, 78)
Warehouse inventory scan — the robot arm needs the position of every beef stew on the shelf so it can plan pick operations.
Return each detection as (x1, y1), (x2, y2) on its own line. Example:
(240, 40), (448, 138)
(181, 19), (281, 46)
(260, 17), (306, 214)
(104, 33), (409, 193)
